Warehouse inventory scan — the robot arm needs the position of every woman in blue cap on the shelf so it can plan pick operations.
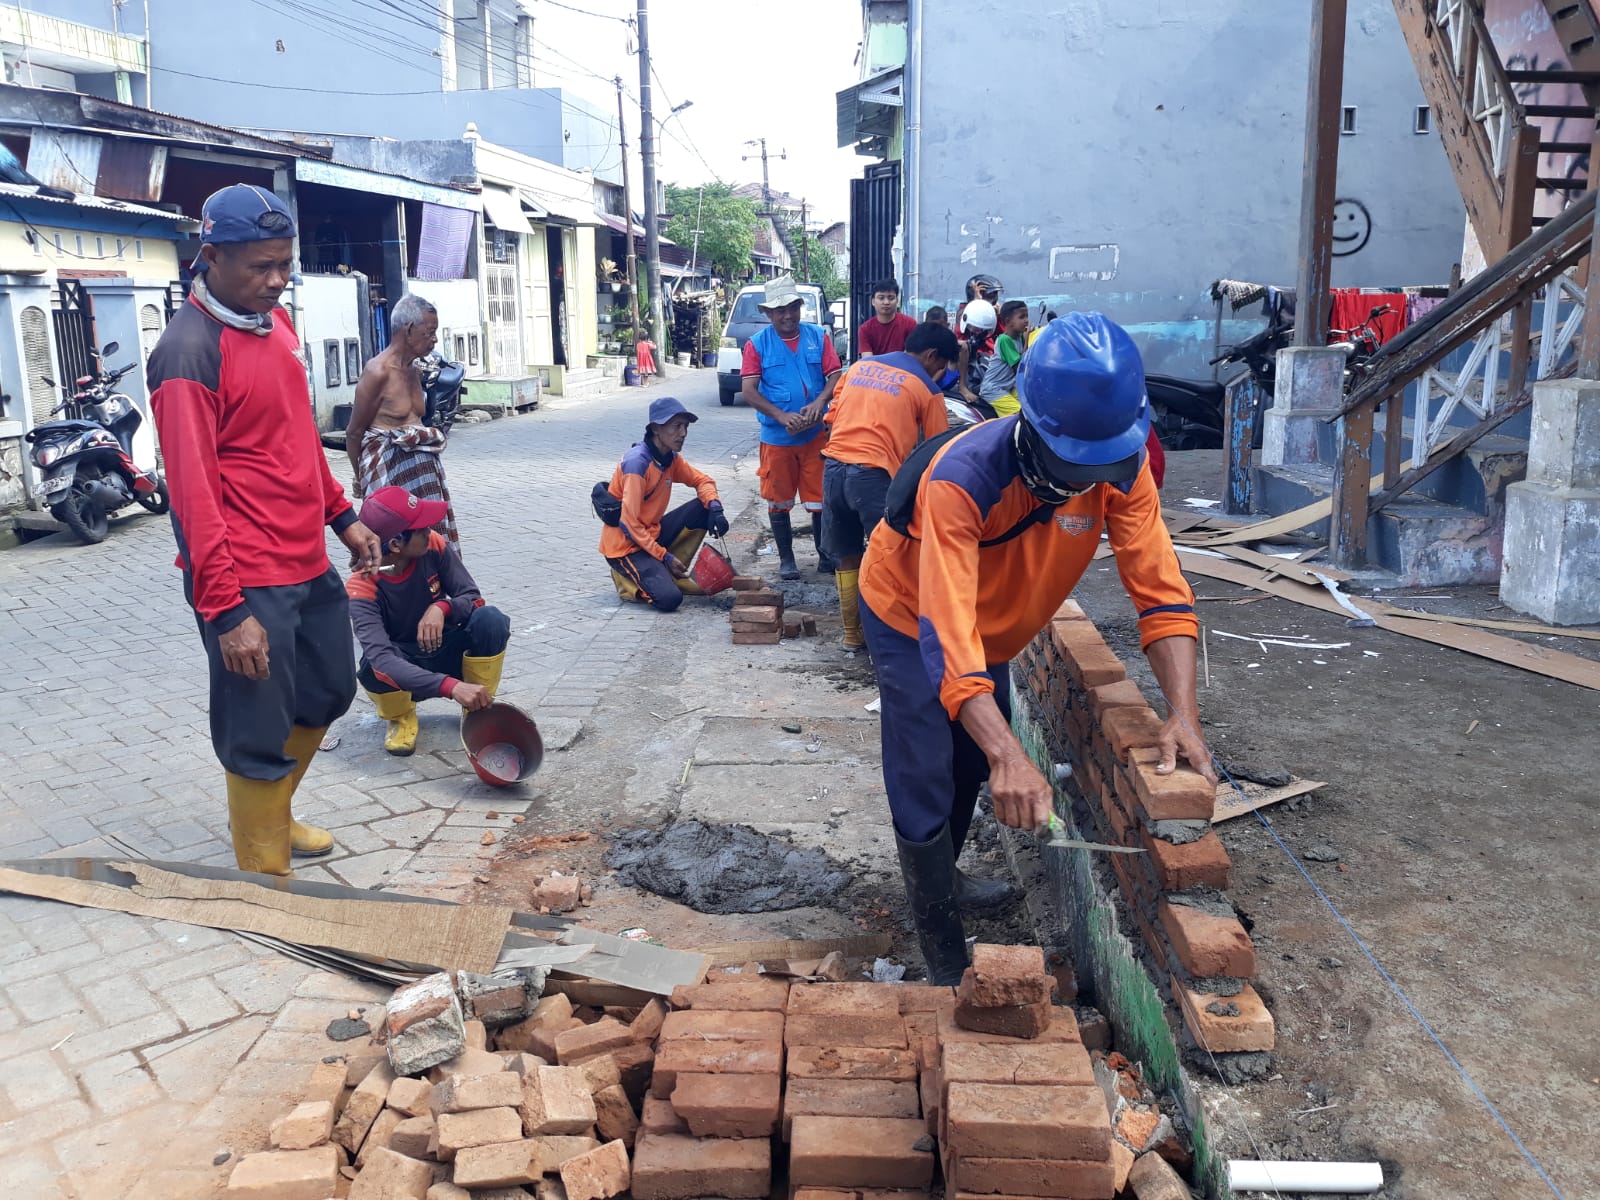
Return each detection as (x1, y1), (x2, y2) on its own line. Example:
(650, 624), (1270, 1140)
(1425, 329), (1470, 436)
(597, 395), (730, 610)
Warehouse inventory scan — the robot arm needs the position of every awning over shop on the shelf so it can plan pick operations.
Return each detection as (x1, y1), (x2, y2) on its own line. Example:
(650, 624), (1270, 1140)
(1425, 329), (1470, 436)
(295, 158), (478, 211)
(836, 66), (903, 152)
(521, 187), (600, 228)
(481, 184), (533, 234)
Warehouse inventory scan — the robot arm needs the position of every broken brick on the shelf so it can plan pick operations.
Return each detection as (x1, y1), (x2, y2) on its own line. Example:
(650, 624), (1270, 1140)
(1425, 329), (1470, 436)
(385, 973), (467, 1077)
(575, 1054), (622, 1096)
(670, 1073), (782, 1138)
(788, 1116), (934, 1190)
(457, 969), (541, 1026)
(630, 1133), (771, 1200)
(532, 876), (583, 913)
(1116, 1107), (1162, 1152)
(781, 1079), (920, 1140)
(944, 1084), (1109, 1161)
(560, 1139), (631, 1200)
(1126, 1151), (1191, 1200)
(274, 1101), (334, 1151)
(1157, 899), (1256, 978)
(521, 1066), (599, 1135)
(957, 967), (1052, 1010)
(225, 1146), (341, 1200)
(349, 1147), (432, 1199)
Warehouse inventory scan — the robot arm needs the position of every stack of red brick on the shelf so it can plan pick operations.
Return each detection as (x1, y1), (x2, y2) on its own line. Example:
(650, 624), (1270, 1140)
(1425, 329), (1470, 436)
(1018, 600), (1274, 1059)
(729, 578), (819, 643)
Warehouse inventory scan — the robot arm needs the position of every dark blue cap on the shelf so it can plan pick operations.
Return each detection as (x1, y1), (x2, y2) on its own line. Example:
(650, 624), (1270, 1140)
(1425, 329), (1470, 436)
(648, 396), (697, 426)
(199, 184), (297, 245)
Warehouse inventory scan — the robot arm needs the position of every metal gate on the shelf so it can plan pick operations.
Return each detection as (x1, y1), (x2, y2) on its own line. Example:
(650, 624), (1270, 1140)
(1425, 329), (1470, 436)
(848, 161), (901, 360)
(50, 280), (96, 398)
(484, 261), (523, 374)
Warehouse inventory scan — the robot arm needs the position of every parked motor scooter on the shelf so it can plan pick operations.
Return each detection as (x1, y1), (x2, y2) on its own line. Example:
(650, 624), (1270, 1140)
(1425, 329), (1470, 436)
(420, 352), (467, 431)
(1144, 306), (1298, 453)
(26, 341), (167, 544)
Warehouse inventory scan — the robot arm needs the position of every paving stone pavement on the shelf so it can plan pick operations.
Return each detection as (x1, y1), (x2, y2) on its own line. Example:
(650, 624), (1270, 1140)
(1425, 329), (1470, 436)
(0, 368), (761, 1196)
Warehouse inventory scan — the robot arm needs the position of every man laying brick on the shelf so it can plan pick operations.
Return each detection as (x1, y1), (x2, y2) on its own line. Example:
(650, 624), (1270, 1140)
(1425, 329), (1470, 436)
(859, 312), (1217, 983)
(347, 486), (509, 755)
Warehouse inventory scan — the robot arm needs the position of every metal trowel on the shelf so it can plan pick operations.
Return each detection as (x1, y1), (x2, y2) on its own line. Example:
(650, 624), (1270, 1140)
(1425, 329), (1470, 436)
(1037, 813), (1146, 854)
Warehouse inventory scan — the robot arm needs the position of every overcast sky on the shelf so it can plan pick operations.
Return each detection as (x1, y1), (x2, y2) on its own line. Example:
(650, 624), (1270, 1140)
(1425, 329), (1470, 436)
(524, 0), (866, 226)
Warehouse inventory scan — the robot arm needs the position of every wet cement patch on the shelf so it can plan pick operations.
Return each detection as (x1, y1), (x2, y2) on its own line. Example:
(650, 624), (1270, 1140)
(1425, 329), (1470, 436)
(603, 819), (854, 914)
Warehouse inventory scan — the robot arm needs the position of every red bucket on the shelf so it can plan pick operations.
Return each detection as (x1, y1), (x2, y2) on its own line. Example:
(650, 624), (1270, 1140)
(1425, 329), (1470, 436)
(691, 544), (736, 595)
(461, 702), (544, 787)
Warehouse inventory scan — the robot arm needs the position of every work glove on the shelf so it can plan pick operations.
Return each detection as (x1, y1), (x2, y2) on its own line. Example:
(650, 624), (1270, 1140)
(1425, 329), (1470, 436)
(706, 502), (730, 538)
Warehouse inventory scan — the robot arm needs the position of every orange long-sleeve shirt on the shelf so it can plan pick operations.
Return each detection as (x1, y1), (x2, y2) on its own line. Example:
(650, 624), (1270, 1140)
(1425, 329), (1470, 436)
(598, 439), (720, 561)
(860, 416), (1196, 719)
(823, 351), (949, 475)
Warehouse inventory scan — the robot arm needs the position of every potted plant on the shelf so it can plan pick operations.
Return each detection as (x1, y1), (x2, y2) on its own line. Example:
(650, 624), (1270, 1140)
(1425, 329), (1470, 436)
(598, 259), (621, 293)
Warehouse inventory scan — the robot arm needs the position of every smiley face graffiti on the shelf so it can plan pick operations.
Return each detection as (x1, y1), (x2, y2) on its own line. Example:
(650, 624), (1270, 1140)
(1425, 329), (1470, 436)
(1332, 198), (1372, 256)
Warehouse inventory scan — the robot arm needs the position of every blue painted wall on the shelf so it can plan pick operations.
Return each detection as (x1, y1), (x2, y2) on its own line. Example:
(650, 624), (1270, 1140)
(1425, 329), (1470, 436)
(913, 0), (1466, 377)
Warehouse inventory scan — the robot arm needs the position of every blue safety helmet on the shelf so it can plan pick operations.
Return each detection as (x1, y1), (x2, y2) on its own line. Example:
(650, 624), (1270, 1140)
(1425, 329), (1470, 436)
(1016, 312), (1150, 483)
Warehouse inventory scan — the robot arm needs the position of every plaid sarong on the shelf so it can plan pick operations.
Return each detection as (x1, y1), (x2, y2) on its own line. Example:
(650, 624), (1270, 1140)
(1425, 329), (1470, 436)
(356, 424), (460, 549)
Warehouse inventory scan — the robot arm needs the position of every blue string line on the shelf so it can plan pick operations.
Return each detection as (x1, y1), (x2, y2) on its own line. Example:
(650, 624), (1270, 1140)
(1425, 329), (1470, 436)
(1165, 691), (1569, 1199)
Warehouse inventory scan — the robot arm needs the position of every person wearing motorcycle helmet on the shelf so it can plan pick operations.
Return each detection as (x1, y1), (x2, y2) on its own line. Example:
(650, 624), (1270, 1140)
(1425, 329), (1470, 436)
(857, 312), (1214, 983)
(954, 298), (999, 410)
(150, 183), (383, 878)
(965, 273), (1003, 304)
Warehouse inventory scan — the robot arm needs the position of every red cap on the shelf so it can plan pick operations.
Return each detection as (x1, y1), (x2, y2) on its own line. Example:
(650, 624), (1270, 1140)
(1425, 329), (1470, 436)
(361, 486), (449, 544)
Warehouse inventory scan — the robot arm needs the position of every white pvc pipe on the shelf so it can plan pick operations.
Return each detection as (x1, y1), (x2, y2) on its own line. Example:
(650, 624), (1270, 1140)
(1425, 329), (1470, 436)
(1228, 1160), (1383, 1194)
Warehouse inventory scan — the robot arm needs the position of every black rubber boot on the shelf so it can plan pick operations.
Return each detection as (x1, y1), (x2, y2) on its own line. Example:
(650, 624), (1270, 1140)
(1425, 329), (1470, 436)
(810, 511), (835, 575)
(949, 791), (1020, 914)
(895, 824), (969, 985)
(770, 510), (800, 580)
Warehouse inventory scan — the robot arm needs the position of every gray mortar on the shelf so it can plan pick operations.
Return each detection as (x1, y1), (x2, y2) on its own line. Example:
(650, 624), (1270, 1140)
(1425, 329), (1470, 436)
(1205, 1050), (1273, 1085)
(1149, 818), (1212, 845)
(1165, 948), (1244, 997)
(1163, 886), (1235, 919)
(1205, 1000), (1241, 1018)
(604, 819), (853, 914)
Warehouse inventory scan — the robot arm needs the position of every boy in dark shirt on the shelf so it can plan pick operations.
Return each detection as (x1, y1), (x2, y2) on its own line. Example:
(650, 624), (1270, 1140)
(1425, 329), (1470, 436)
(346, 486), (510, 755)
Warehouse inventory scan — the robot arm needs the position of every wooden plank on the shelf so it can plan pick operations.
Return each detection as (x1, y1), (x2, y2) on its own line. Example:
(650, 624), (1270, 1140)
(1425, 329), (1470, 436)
(1170, 473), (1383, 547)
(1223, 375), (1259, 516)
(1368, 386), (1534, 514)
(1175, 551), (1600, 691)
(1331, 405), (1375, 567)
(1214, 778), (1327, 824)
(1294, 0), (1349, 348)
(1382, 394), (1405, 485)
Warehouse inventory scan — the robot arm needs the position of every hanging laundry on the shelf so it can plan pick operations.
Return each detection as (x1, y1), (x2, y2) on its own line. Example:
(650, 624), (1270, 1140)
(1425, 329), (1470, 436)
(1329, 289), (1408, 346)
(1406, 294), (1445, 324)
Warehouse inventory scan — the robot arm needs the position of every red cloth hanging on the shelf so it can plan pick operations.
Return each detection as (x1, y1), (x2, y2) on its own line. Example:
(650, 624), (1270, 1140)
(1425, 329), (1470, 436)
(1328, 290), (1408, 346)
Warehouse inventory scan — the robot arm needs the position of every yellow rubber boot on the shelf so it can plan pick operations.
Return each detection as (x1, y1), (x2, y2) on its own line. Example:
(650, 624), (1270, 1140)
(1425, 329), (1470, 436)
(225, 772), (293, 877)
(611, 568), (641, 601)
(369, 689), (418, 756)
(460, 651), (506, 700)
(667, 527), (708, 594)
(282, 724), (334, 857)
(837, 568), (866, 650)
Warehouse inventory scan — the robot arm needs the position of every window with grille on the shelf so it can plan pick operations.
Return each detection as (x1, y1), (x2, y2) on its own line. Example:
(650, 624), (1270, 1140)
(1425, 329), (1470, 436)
(324, 340), (342, 387)
(345, 339), (362, 382)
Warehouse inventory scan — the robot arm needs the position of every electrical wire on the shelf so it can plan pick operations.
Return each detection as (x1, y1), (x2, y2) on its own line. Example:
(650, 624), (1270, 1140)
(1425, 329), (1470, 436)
(533, 0), (632, 24)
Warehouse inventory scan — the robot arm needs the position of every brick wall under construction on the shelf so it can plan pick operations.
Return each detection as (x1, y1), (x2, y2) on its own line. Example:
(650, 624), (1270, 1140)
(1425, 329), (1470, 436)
(1017, 600), (1276, 1065)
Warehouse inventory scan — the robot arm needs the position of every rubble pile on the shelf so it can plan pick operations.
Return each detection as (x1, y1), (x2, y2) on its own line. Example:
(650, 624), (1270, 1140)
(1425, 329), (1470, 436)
(1019, 599), (1275, 1068)
(225, 947), (1194, 1199)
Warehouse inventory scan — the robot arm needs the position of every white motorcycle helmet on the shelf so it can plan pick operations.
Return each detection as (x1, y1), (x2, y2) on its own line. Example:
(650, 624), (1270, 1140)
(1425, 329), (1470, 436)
(960, 298), (998, 335)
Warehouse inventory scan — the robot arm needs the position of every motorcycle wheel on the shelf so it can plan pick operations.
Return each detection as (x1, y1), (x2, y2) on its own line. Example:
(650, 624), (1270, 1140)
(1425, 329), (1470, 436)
(137, 480), (170, 515)
(56, 493), (109, 545)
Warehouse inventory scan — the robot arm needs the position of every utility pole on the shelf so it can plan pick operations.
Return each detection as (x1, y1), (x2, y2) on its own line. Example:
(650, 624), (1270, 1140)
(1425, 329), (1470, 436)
(742, 138), (785, 214)
(616, 77), (642, 372)
(800, 198), (809, 282)
(637, 0), (666, 351)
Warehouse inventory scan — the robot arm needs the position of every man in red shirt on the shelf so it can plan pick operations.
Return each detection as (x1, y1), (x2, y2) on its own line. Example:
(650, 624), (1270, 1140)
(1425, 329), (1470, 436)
(150, 184), (382, 877)
(857, 278), (919, 357)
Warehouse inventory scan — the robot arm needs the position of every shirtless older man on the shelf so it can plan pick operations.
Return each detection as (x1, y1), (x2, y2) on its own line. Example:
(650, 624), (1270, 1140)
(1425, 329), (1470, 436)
(347, 293), (460, 546)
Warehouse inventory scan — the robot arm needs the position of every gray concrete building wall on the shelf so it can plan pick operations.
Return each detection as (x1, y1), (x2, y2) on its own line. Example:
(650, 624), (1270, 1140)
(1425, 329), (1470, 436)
(913, 1), (1464, 375)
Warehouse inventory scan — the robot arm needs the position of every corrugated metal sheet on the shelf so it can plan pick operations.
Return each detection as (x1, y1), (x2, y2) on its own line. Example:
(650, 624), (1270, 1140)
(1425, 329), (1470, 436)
(25, 132), (102, 193)
(0, 183), (195, 228)
(95, 141), (167, 203)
